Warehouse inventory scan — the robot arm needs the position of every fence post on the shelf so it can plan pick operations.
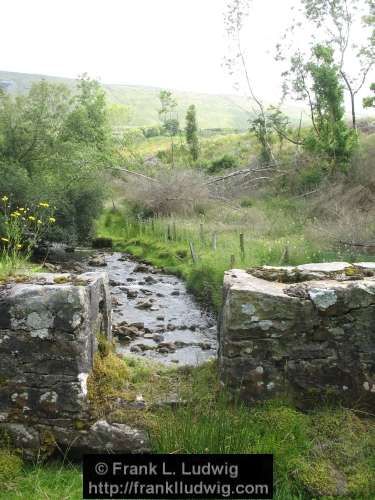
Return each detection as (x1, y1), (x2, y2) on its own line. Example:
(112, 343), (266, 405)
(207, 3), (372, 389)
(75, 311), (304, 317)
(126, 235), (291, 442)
(199, 223), (204, 244)
(230, 254), (235, 269)
(240, 233), (245, 262)
(212, 232), (217, 251)
(173, 221), (177, 241)
(279, 246), (289, 265)
(189, 241), (197, 263)
(167, 224), (172, 241)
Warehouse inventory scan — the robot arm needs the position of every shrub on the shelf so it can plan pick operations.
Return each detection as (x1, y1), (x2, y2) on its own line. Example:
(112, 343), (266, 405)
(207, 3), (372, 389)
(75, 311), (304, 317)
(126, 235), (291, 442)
(124, 168), (210, 216)
(208, 154), (238, 173)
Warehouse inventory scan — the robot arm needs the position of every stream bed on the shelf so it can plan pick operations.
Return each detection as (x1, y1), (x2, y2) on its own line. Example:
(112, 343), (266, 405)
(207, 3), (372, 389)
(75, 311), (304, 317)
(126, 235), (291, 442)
(87, 252), (217, 366)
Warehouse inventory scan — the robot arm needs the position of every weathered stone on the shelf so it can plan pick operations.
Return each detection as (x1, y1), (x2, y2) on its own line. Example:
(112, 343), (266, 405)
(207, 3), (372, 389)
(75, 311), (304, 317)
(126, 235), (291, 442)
(88, 255), (107, 267)
(219, 266), (375, 409)
(0, 272), (150, 458)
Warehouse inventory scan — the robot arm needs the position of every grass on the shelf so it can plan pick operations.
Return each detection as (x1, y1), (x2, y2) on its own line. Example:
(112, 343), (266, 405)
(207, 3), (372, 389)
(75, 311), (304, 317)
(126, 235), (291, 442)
(96, 197), (370, 312)
(2, 358), (374, 499)
(0, 461), (82, 500)
(0, 254), (37, 281)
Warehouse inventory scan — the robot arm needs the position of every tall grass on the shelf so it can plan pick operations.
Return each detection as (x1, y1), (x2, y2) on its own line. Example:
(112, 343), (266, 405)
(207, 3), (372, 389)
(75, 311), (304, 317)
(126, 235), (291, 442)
(97, 201), (361, 311)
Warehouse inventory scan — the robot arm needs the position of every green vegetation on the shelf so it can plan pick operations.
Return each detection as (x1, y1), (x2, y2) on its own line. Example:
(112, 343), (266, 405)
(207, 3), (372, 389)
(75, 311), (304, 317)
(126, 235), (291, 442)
(0, 70), (307, 130)
(0, 2), (374, 498)
(98, 204), (331, 311)
(2, 357), (375, 499)
(0, 75), (111, 245)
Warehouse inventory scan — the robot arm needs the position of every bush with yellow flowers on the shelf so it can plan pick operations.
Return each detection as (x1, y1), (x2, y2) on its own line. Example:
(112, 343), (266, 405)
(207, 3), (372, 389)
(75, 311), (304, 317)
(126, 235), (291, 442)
(0, 195), (56, 263)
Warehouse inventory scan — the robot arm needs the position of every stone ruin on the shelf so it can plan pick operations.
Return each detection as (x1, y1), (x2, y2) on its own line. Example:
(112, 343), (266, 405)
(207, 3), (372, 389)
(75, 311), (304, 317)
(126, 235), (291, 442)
(0, 272), (149, 460)
(219, 262), (375, 410)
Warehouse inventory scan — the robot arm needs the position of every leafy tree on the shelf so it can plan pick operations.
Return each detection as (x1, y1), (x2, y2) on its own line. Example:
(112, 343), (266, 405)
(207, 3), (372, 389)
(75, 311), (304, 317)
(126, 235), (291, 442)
(0, 77), (112, 243)
(158, 90), (179, 166)
(279, 0), (375, 129)
(287, 45), (357, 167)
(62, 74), (110, 148)
(185, 105), (199, 160)
(363, 82), (375, 108)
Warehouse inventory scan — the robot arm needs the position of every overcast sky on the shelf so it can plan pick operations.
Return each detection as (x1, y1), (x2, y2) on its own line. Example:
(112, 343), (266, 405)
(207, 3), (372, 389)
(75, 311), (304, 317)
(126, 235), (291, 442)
(1, 0), (374, 109)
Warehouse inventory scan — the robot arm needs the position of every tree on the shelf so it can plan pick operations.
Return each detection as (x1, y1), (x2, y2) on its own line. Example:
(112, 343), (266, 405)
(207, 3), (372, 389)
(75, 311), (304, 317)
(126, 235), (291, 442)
(0, 77), (112, 243)
(62, 74), (110, 149)
(185, 105), (199, 160)
(158, 90), (179, 165)
(363, 82), (375, 108)
(280, 0), (375, 129)
(224, 0), (276, 164)
(287, 44), (357, 167)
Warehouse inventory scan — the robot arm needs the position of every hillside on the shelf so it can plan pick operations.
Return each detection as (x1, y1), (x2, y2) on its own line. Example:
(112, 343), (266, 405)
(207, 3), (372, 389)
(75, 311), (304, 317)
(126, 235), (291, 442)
(0, 70), (303, 129)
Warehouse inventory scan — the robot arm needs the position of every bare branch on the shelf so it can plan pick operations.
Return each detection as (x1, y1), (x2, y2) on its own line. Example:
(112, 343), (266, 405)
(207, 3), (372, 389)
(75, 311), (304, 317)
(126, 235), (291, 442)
(106, 166), (158, 183)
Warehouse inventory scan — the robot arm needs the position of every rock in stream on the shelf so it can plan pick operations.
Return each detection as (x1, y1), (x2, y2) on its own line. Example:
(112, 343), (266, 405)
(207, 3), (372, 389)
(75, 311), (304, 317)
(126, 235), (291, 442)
(88, 252), (217, 366)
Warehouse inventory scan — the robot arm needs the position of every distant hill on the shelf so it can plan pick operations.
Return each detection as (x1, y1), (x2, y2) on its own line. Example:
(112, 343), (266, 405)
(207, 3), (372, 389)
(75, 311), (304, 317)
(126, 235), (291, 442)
(0, 70), (303, 129)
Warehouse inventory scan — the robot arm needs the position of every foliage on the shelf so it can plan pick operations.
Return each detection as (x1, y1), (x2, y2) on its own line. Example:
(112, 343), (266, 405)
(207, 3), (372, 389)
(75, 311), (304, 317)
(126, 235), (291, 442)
(185, 104), (200, 160)
(363, 82), (375, 108)
(0, 449), (22, 483)
(280, 0), (375, 129)
(0, 76), (111, 243)
(158, 90), (179, 136)
(0, 195), (55, 269)
(142, 125), (164, 138)
(287, 45), (358, 168)
(208, 154), (238, 173)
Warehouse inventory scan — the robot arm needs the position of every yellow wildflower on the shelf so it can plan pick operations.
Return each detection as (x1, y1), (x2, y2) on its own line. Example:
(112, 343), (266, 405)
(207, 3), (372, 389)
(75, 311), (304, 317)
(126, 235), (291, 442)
(39, 202), (50, 208)
(16, 244), (22, 249)
(28, 216), (36, 221)
(1, 196), (8, 202)
(48, 217), (56, 223)
(10, 212), (20, 218)
(1, 237), (9, 243)
(37, 220), (42, 225)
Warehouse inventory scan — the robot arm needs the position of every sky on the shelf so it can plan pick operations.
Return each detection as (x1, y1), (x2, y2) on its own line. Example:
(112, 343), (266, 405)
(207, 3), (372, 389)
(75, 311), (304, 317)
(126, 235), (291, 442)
(1, 0), (374, 109)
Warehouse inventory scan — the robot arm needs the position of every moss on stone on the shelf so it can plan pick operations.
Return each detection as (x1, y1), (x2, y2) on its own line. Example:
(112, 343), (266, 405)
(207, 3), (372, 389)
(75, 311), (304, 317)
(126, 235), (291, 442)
(73, 419), (89, 431)
(53, 276), (72, 284)
(0, 449), (23, 483)
(39, 430), (56, 459)
(294, 457), (347, 496)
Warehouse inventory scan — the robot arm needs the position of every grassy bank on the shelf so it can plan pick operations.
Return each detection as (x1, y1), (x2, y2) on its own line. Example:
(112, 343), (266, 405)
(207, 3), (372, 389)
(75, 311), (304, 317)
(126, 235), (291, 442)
(2, 357), (375, 499)
(96, 199), (369, 312)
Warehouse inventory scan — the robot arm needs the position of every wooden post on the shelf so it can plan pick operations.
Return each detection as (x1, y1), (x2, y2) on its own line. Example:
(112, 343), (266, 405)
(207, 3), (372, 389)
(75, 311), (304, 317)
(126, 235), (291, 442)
(167, 224), (172, 241)
(173, 221), (177, 241)
(200, 223), (204, 243)
(189, 241), (197, 263)
(280, 246), (289, 265)
(212, 232), (217, 251)
(240, 233), (245, 261)
(230, 254), (235, 269)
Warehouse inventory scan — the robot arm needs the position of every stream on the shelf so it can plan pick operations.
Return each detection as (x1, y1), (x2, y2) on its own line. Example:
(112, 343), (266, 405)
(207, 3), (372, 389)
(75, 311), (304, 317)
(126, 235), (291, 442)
(49, 248), (217, 366)
(96, 253), (217, 365)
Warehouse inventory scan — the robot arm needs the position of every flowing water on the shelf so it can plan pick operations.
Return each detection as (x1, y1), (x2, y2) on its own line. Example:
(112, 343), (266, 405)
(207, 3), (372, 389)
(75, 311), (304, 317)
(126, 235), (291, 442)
(88, 252), (217, 366)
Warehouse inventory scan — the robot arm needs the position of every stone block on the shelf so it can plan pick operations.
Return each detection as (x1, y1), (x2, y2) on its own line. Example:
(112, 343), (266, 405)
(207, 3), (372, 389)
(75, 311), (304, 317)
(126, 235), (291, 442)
(219, 266), (375, 409)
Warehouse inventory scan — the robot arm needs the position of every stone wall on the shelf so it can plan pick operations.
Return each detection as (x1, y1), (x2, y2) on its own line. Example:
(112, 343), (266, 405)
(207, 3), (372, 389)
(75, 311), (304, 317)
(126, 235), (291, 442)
(0, 272), (149, 458)
(219, 263), (375, 409)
